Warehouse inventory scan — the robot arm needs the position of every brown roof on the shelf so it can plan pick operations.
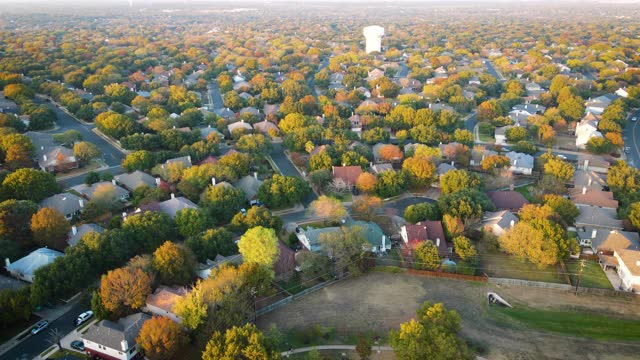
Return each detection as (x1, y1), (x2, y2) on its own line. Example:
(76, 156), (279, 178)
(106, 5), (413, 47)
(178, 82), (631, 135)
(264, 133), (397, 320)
(616, 249), (640, 276)
(145, 286), (188, 313)
(404, 221), (448, 255)
(571, 189), (618, 209)
(274, 242), (296, 277)
(487, 191), (529, 211)
(332, 166), (363, 185)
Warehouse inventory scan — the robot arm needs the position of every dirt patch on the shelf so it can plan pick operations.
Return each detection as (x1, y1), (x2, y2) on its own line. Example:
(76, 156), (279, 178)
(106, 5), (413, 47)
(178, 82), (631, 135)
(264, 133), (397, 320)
(257, 271), (640, 360)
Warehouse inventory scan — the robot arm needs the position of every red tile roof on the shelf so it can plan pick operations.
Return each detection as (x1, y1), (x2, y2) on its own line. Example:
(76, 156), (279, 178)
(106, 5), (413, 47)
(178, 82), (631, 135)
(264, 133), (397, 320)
(331, 166), (363, 185)
(488, 191), (529, 211)
(404, 221), (448, 255)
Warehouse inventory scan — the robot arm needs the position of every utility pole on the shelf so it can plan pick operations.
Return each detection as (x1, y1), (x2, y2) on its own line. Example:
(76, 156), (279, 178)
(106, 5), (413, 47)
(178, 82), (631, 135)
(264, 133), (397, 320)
(575, 259), (586, 295)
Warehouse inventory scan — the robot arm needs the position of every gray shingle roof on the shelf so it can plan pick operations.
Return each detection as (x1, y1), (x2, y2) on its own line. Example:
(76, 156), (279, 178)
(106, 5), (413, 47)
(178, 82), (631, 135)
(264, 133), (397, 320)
(115, 171), (157, 191)
(68, 223), (104, 247)
(236, 175), (262, 201)
(82, 313), (150, 351)
(505, 151), (534, 170)
(40, 193), (84, 217)
(158, 196), (199, 219)
(6, 248), (63, 280)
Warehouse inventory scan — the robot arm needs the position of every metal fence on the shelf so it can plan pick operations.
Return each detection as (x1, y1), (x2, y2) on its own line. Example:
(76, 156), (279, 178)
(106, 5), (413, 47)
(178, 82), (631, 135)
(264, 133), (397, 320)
(489, 277), (573, 290)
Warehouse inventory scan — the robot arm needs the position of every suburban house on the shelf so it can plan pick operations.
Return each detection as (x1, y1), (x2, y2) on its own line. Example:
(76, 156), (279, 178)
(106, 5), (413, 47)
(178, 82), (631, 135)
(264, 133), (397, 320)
(199, 125), (225, 140)
(511, 103), (546, 117)
(487, 191), (529, 211)
(436, 162), (456, 178)
(575, 206), (623, 230)
(76, 181), (130, 202)
(115, 171), (159, 192)
(196, 254), (243, 279)
(40, 193), (85, 220)
(371, 163), (394, 174)
(575, 112), (602, 149)
(399, 221), (449, 257)
(505, 151), (534, 175)
(348, 220), (390, 254)
(570, 188), (618, 209)
(481, 210), (518, 236)
(253, 120), (280, 136)
(296, 226), (341, 252)
(274, 242), (296, 281)
(584, 94), (618, 115)
(615, 88), (629, 98)
(82, 313), (150, 360)
(576, 228), (640, 253)
(214, 108), (235, 120)
(348, 114), (362, 134)
(494, 126), (511, 145)
(470, 148), (497, 167)
(0, 92), (19, 113)
(164, 155), (193, 169)
(239, 107), (262, 119)
(144, 286), (188, 324)
(263, 104), (281, 117)
(38, 147), (79, 173)
(135, 194), (199, 219)
(5, 248), (64, 283)
(366, 68), (385, 82)
(613, 249), (640, 292)
(577, 154), (611, 174)
(68, 223), (104, 247)
(331, 166), (363, 191)
(227, 119), (253, 134)
(236, 174), (262, 203)
(573, 170), (606, 191)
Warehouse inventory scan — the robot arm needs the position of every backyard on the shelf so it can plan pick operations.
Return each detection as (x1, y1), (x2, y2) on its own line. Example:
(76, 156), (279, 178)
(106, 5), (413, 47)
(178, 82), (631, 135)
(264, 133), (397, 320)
(479, 250), (568, 284)
(257, 271), (640, 360)
(567, 260), (613, 289)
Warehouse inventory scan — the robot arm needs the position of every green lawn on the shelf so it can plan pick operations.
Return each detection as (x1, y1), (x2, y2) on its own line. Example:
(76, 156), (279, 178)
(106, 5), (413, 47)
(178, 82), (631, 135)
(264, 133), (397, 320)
(567, 261), (613, 290)
(490, 306), (640, 341)
(480, 251), (565, 284)
(48, 349), (90, 359)
(479, 132), (495, 143)
(514, 184), (535, 202)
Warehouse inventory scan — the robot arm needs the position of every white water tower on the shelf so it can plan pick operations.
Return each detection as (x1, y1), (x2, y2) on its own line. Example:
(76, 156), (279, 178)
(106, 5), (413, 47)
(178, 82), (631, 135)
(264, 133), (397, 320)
(363, 26), (384, 54)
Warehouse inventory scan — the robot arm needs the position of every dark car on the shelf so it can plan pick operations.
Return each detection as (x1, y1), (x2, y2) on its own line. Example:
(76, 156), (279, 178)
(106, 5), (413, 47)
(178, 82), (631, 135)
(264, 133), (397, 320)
(70, 340), (85, 351)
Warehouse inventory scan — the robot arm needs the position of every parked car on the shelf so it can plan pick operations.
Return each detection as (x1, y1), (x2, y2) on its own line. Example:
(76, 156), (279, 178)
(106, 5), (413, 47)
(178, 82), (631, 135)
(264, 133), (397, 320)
(70, 340), (85, 351)
(74, 310), (93, 326)
(31, 320), (49, 335)
(556, 154), (567, 160)
(632, 117), (637, 122)
(625, 147), (631, 154)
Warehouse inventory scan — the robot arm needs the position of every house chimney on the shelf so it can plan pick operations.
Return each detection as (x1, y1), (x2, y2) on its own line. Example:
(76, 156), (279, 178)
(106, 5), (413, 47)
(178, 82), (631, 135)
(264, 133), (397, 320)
(173, 125), (176, 129)
(187, 155), (192, 163)
(121, 340), (129, 352)
(241, 119), (245, 123)
(171, 193), (175, 199)
(451, 161), (454, 167)
(588, 178), (592, 186)
(637, 260), (640, 267)
(72, 226), (77, 236)
(43, 154), (47, 161)
(436, 238), (440, 247)
(510, 220), (515, 227)
(582, 187), (587, 195)
(513, 160), (517, 167)
(122, 212), (127, 219)
(211, 177), (216, 186)
(155, 177), (161, 186)
(342, 162), (346, 167)
(254, 172), (258, 180)
(79, 199), (84, 208)
(111, 179), (116, 185)
(591, 229), (597, 239)
(5, 258), (10, 267)
(370, 162), (373, 168)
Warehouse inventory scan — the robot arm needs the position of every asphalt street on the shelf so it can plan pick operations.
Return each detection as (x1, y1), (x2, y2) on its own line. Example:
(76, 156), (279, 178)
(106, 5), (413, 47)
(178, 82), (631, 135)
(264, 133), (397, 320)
(269, 143), (318, 206)
(2, 301), (86, 360)
(207, 82), (224, 109)
(483, 59), (505, 82)
(622, 109), (640, 168)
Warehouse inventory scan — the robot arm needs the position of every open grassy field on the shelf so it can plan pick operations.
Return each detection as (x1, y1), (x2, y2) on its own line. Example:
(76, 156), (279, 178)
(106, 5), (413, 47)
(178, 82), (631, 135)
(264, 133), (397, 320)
(567, 260), (613, 289)
(258, 271), (640, 360)
(490, 306), (640, 341)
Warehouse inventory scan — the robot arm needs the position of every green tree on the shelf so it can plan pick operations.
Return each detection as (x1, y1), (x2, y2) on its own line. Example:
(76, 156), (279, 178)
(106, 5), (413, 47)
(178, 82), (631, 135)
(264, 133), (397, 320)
(390, 302), (472, 360)
(586, 137), (613, 154)
(238, 226), (280, 267)
(1, 168), (59, 202)
(439, 169), (481, 195)
(543, 157), (575, 182)
(174, 208), (209, 238)
(505, 126), (529, 142)
(185, 228), (235, 263)
(374, 170), (408, 198)
(235, 134), (272, 156)
(511, 140), (537, 155)
(319, 225), (370, 276)
(201, 184), (246, 224)
(122, 150), (156, 171)
(152, 241), (195, 285)
(543, 195), (579, 225)
(438, 189), (494, 225)
(230, 206), (282, 233)
(257, 175), (310, 209)
(122, 211), (177, 254)
(452, 236), (477, 260)
(404, 202), (440, 224)
(297, 251), (332, 283)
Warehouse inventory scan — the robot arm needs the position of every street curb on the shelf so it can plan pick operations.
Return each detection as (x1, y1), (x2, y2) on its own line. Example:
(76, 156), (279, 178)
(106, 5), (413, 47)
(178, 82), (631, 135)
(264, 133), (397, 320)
(91, 128), (129, 155)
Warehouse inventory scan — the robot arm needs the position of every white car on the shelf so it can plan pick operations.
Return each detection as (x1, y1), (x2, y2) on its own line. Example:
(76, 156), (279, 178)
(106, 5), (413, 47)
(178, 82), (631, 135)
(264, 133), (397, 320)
(74, 310), (94, 326)
(625, 147), (631, 154)
(556, 154), (567, 160)
(632, 117), (637, 122)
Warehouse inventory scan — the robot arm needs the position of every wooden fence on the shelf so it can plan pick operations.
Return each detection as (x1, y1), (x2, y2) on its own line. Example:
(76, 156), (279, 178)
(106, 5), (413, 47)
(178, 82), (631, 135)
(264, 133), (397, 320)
(407, 269), (488, 282)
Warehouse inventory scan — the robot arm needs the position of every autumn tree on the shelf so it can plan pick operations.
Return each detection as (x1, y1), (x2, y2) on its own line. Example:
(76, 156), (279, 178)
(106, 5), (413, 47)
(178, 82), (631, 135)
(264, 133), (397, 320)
(498, 219), (572, 267)
(607, 160), (640, 195)
(404, 202), (440, 224)
(230, 206), (282, 233)
(73, 141), (101, 164)
(1, 168), (59, 202)
(309, 195), (348, 223)
(543, 157), (574, 182)
(320, 225), (370, 276)
(378, 144), (403, 162)
(413, 241), (441, 270)
(0, 199), (38, 247)
(257, 175), (310, 209)
(481, 154), (510, 173)
(439, 169), (481, 195)
(402, 156), (437, 187)
(202, 323), (280, 360)
(152, 241), (195, 285)
(374, 170), (408, 198)
(201, 184), (246, 224)
(31, 208), (71, 250)
(238, 226), (280, 268)
(356, 172), (377, 193)
(136, 316), (187, 360)
(543, 195), (579, 225)
(628, 202), (640, 229)
(352, 195), (384, 221)
(100, 267), (152, 317)
(452, 236), (477, 260)
(390, 302), (473, 360)
(185, 228), (235, 263)
(174, 208), (209, 238)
